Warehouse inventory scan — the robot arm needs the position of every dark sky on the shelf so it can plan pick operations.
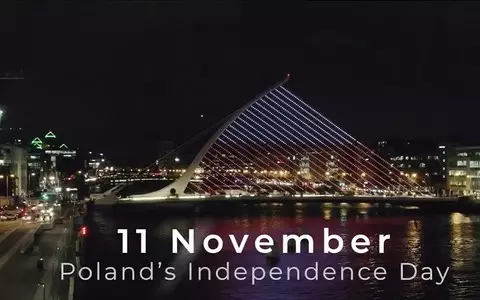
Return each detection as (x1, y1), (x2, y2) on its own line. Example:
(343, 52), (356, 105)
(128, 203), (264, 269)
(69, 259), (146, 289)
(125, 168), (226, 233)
(1, 2), (480, 165)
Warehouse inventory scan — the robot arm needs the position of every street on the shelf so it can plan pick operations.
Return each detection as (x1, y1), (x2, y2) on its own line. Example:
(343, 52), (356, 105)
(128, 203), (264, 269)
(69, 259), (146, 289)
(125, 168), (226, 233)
(0, 219), (70, 300)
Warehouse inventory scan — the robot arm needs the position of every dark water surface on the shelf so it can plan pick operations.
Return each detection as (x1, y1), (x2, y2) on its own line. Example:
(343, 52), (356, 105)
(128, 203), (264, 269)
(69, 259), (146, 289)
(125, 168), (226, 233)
(77, 202), (480, 300)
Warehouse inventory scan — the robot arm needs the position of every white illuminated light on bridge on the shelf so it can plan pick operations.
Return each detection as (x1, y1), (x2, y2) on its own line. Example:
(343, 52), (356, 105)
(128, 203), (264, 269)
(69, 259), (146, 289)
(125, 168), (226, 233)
(111, 78), (426, 202)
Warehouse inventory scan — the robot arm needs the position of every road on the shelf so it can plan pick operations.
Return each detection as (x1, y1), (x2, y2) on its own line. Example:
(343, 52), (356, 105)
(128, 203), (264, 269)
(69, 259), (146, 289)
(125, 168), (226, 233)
(0, 220), (70, 300)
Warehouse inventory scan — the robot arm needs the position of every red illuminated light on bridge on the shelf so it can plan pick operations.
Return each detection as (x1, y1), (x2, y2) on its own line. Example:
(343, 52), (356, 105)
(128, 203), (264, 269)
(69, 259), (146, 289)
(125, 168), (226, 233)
(79, 225), (88, 237)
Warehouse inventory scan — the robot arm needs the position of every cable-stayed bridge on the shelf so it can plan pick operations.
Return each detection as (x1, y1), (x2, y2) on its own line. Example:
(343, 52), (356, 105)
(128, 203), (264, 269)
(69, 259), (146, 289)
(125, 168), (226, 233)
(100, 76), (438, 204)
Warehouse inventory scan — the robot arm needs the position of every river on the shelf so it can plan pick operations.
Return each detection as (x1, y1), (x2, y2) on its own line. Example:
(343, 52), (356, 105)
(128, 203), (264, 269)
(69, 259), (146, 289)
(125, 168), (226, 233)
(75, 202), (480, 300)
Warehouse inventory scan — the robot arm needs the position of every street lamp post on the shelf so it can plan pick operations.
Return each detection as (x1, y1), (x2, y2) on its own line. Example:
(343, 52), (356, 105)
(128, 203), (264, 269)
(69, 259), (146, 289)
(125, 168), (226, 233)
(37, 282), (45, 300)
(29, 173), (36, 195)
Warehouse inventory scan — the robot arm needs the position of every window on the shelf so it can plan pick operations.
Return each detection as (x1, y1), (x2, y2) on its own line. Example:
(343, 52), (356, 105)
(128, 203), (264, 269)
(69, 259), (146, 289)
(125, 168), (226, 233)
(458, 152), (468, 157)
(457, 160), (467, 167)
(471, 161), (480, 168)
(449, 180), (466, 186)
(449, 170), (467, 176)
(419, 163), (426, 168)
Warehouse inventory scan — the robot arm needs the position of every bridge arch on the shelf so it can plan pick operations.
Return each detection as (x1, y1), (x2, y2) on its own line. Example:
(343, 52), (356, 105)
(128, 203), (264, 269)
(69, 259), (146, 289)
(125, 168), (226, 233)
(127, 76), (291, 200)
(99, 75), (427, 203)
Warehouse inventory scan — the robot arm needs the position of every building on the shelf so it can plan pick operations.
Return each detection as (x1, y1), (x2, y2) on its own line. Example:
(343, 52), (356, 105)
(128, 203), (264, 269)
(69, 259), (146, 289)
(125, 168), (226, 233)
(29, 131), (77, 191)
(447, 146), (480, 196)
(375, 140), (447, 193)
(87, 151), (108, 177)
(0, 144), (28, 196)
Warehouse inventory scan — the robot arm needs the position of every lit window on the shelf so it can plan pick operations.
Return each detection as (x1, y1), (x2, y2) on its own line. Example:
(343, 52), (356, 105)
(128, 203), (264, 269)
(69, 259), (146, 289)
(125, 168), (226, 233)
(457, 161), (467, 167)
(470, 161), (480, 168)
(419, 163), (426, 168)
(449, 170), (466, 176)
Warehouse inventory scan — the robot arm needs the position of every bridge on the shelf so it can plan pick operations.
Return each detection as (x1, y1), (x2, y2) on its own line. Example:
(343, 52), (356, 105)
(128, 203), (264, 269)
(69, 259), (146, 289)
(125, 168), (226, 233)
(99, 76), (446, 204)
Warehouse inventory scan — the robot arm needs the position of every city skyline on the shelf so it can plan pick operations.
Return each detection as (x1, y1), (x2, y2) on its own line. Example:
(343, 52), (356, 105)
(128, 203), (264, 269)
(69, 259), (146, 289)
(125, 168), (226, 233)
(2, 4), (480, 300)
(2, 2), (480, 165)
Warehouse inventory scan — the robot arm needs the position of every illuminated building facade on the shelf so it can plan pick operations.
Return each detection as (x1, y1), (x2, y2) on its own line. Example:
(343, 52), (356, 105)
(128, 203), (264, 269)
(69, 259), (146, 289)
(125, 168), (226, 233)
(29, 131), (76, 191)
(375, 140), (447, 192)
(0, 144), (27, 196)
(447, 146), (480, 196)
(87, 151), (108, 177)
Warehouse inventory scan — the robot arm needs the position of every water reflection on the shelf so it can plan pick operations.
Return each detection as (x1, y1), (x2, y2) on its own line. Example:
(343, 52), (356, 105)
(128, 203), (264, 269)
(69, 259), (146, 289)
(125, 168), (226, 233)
(404, 220), (422, 265)
(450, 213), (475, 270)
(82, 203), (480, 300)
(323, 206), (332, 220)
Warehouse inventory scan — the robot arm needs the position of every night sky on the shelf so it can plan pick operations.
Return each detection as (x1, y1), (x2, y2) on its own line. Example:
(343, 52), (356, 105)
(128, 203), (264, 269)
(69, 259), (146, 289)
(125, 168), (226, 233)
(1, 2), (480, 165)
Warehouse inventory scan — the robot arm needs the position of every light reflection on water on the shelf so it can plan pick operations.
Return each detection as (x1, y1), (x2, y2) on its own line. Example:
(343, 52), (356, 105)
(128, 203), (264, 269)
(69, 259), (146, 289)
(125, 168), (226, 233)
(82, 205), (480, 300)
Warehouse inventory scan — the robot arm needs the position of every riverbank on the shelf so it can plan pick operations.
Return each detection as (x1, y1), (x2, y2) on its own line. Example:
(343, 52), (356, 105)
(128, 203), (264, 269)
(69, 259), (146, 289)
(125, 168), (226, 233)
(98, 195), (480, 217)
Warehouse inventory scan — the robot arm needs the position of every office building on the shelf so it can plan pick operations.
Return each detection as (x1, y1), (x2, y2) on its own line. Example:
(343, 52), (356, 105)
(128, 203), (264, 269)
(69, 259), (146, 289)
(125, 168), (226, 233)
(87, 151), (108, 177)
(375, 140), (447, 192)
(29, 131), (76, 191)
(0, 144), (28, 196)
(447, 146), (480, 196)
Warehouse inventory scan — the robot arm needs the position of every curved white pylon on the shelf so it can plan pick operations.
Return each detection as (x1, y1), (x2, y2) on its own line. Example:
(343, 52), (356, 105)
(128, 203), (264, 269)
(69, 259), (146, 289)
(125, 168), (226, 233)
(127, 76), (291, 200)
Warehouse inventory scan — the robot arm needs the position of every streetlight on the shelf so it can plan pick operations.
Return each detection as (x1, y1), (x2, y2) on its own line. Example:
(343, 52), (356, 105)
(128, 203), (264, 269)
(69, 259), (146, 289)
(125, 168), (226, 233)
(29, 173), (36, 194)
(37, 282), (45, 300)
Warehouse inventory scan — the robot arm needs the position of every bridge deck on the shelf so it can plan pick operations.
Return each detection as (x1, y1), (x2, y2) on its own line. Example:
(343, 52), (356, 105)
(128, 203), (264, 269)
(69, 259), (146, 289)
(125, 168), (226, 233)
(117, 195), (462, 206)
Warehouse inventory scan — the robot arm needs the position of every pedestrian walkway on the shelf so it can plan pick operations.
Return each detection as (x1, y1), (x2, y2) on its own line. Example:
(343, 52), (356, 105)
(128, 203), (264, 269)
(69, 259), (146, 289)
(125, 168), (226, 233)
(0, 222), (71, 300)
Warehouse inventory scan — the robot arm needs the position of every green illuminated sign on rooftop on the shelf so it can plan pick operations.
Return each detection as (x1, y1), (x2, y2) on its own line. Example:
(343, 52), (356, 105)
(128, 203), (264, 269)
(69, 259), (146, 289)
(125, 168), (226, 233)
(31, 137), (43, 145)
(45, 131), (56, 138)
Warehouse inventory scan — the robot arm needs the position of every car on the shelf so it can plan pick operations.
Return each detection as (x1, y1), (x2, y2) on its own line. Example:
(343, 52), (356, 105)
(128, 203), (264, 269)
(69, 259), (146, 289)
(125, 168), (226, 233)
(3, 205), (21, 218)
(0, 210), (18, 221)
